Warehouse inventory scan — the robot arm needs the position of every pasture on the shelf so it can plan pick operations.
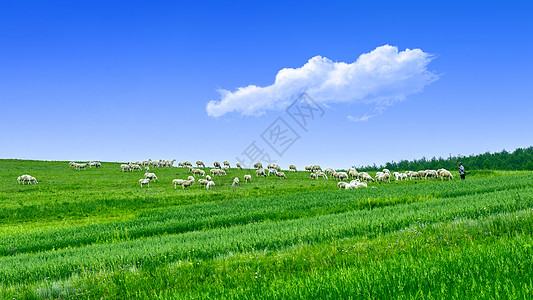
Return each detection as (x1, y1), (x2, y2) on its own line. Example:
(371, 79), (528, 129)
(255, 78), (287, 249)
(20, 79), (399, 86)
(1, 159), (532, 299)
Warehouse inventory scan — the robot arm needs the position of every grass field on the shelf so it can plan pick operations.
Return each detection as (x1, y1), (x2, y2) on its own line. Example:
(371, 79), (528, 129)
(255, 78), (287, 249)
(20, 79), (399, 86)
(1, 159), (532, 299)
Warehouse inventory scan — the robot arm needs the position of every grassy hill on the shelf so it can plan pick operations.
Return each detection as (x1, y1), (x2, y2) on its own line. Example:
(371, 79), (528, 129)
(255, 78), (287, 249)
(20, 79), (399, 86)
(1, 159), (532, 299)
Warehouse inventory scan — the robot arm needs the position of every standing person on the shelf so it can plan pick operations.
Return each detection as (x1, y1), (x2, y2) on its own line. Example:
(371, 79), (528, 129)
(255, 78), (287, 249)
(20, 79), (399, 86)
(458, 162), (465, 180)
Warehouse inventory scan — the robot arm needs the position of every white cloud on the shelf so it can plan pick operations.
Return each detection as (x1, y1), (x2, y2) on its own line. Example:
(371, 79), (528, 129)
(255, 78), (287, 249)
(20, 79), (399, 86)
(206, 45), (438, 118)
(347, 113), (374, 122)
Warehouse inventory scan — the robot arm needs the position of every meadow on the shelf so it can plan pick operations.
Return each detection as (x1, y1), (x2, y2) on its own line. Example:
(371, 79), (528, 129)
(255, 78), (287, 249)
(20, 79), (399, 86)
(0, 159), (532, 299)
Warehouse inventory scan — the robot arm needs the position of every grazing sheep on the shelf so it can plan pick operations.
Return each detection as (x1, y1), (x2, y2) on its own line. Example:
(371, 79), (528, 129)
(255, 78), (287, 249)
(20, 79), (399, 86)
(337, 182), (348, 190)
(244, 174), (252, 183)
(183, 161), (193, 168)
(181, 178), (195, 189)
(18, 174), (37, 184)
(276, 172), (287, 179)
(267, 164), (281, 171)
(437, 168), (448, 176)
(210, 169), (218, 175)
(334, 172), (349, 181)
(383, 169), (391, 175)
(375, 172), (390, 183)
(232, 177), (239, 187)
(289, 165), (297, 171)
(73, 163), (89, 170)
(206, 175), (212, 181)
(197, 179), (209, 188)
(236, 163), (242, 169)
(206, 180), (215, 190)
(310, 173), (317, 180)
(213, 161), (221, 168)
(345, 181), (367, 189)
(223, 161), (231, 168)
(131, 164), (143, 172)
(393, 172), (401, 181)
(69, 162), (75, 168)
(139, 178), (151, 188)
(196, 161), (206, 168)
(191, 168), (205, 177)
(256, 168), (266, 177)
(254, 162), (263, 169)
(305, 166), (312, 171)
(221, 166), (229, 171)
(425, 170), (439, 179)
(145, 173), (158, 182)
(440, 170), (453, 181)
(359, 172), (374, 182)
(325, 168), (335, 176)
(348, 169), (359, 179)
(316, 171), (328, 180)
(405, 171), (418, 180)
(121, 164), (132, 172)
(172, 179), (185, 189)
(218, 170), (227, 176)
(312, 165), (322, 172)
(268, 168), (277, 176)
(89, 161), (101, 168)
(417, 170), (427, 179)
(145, 166), (150, 173)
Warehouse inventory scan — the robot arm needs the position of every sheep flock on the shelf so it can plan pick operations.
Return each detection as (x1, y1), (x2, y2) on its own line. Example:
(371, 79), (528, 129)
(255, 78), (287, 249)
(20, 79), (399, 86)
(17, 159), (456, 193)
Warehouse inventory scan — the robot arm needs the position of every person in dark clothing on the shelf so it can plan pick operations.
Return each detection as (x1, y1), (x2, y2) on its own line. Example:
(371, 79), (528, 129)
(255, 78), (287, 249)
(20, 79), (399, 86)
(458, 162), (465, 180)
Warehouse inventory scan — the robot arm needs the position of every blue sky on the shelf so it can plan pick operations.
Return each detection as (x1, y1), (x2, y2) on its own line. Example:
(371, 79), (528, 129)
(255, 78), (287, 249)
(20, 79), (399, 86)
(1, 1), (532, 169)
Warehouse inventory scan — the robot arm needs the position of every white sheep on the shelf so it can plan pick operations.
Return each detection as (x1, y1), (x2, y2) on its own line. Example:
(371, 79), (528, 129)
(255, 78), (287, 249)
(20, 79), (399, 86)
(232, 177), (240, 187)
(145, 173), (158, 182)
(244, 174), (252, 183)
(440, 170), (454, 181)
(197, 179), (209, 187)
(213, 161), (221, 168)
(334, 172), (349, 181)
(206, 180), (215, 190)
(337, 182), (348, 190)
(218, 170), (227, 176)
(310, 173), (317, 180)
(276, 172), (286, 179)
(268, 168), (277, 176)
(139, 178), (151, 188)
(206, 175), (212, 181)
(345, 181), (367, 189)
(221, 166), (229, 172)
(172, 179), (185, 189)
(181, 178), (195, 189)
(254, 162), (263, 169)
(375, 172), (390, 183)
(325, 168), (335, 176)
(145, 166), (150, 173)
(121, 164), (131, 172)
(223, 161), (231, 168)
(73, 163), (88, 170)
(131, 164), (143, 172)
(289, 165), (297, 171)
(425, 170), (439, 179)
(348, 169), (359, 179)
(316, 171), (328, 180)
(196, 161), (206, 168)
(256, 168), (266, 177)
(89, 161), (101, 168)
(236, 163), (242, 169)
(359, 172), (374, 182)
(18, 174), (37, 184)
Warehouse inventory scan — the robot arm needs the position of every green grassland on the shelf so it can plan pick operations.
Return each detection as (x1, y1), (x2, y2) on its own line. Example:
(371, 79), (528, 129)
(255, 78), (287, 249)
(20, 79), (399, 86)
(1, 159), (532, 299)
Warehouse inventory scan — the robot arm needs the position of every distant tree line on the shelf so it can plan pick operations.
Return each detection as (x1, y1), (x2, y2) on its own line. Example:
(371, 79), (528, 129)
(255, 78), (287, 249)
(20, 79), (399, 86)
(356, 147), (533, 172)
